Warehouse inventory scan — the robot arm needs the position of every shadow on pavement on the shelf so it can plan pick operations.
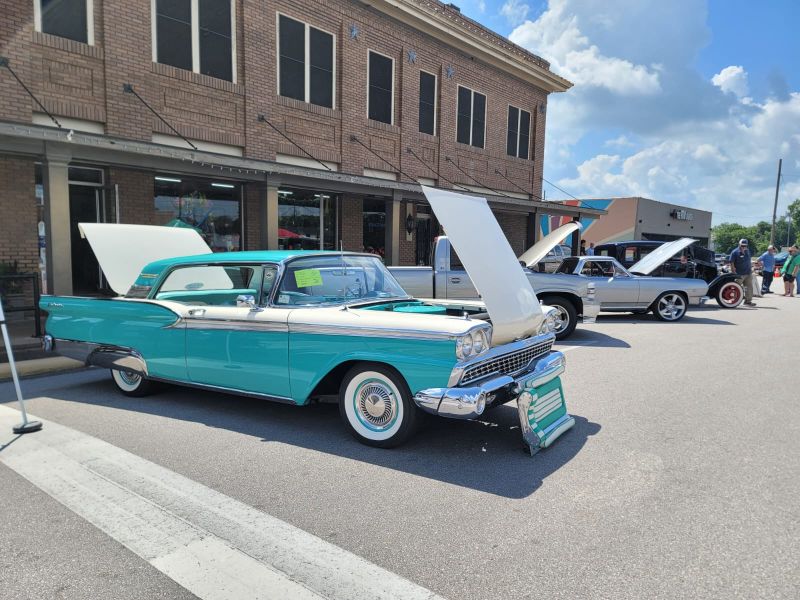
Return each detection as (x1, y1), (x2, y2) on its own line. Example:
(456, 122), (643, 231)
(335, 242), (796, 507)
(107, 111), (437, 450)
(557, 328), (631, 348)
(595, 313), (734, 326)
(1, 371), (600, 498)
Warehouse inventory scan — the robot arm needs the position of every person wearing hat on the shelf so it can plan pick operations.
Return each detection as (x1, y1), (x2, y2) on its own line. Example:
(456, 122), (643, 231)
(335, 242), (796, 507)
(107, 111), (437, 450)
(780, 245), (800, 297)
(757, 244), (777, 294)
(729, 238), (756, 306)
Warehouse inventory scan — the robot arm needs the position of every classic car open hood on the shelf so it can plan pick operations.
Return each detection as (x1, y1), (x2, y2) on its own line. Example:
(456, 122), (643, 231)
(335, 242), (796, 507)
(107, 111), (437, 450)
(518, 222), (581, 268)
(420, 186), (542, 345)
(78, 223), (212, 295)
(628, 237), (696, 275)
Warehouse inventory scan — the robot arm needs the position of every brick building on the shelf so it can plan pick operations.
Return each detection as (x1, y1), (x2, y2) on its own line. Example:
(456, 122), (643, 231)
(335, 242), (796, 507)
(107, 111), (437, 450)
(0, 0), (603, 295)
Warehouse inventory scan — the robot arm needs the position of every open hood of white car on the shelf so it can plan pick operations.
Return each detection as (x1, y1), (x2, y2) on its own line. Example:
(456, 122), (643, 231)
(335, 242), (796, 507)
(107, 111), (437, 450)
(518, 222), (581, 268)
(420, 186), (542, 345)
(628, 237), (697, 275)
(79, 223), (212, 295)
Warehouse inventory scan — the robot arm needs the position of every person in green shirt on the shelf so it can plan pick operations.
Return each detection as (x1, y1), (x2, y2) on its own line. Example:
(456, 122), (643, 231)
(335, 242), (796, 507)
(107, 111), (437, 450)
(781, 245), (800, 297)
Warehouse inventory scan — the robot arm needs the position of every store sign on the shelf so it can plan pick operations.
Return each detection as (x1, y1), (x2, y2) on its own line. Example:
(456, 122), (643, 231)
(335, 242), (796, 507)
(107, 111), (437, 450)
(670, 209), (694, 221)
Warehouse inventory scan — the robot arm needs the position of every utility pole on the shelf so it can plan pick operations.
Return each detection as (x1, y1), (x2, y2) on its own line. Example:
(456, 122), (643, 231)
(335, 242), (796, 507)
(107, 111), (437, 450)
(769, 158), (782, 246)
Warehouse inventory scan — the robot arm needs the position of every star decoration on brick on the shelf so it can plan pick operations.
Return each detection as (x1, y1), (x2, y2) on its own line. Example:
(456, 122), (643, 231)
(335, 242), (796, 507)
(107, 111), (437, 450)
(349, 24), (360, 40)
(445, 65), (455, 79)
(407, 50), (417, 64)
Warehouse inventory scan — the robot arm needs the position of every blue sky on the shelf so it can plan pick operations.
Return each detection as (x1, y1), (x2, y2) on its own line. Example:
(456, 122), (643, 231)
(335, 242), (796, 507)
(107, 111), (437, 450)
(455, 0), (800, 225)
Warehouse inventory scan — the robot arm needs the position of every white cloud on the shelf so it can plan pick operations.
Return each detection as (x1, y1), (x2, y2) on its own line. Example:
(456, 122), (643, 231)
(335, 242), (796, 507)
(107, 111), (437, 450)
(605, 135), (636, 148)
(500, 0), (529, 26)
(712, 65), (749, 98)
(478, 0), (486, 12)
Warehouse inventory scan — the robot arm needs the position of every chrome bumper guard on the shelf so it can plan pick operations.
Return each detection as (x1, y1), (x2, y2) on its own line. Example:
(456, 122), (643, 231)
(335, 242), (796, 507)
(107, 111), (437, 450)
(414, 351), (573, 454)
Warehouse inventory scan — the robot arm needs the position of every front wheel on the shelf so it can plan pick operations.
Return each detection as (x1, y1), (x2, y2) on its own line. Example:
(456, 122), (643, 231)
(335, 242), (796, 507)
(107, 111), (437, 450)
(652, 292), (688, 322)
(541, 296), (578, 340)
(339, 363), (418, 448)
(716, 281), (744, 308)
(111, 369), (156, 397)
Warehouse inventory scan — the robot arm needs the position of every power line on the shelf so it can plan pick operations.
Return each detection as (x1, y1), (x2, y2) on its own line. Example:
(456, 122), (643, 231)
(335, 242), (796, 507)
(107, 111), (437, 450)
(494, 168), (543, 200)
(444, 156), (513, 198)
(0, 57), (62, 128)
(258, 114), (332, 171)
(350, 135), (416, 181)
(405, 147), (472, 192)
(123, 83), (197, 150)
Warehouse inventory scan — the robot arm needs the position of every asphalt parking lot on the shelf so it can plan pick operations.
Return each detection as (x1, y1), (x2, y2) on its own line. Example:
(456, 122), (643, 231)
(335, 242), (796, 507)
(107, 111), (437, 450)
(1, 295), (798, 599)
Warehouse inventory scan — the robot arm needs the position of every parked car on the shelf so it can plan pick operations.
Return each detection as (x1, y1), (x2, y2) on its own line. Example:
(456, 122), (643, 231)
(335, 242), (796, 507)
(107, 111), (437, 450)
(389, 222), (600, 341)
(594, 239), (744, 308)
(554, 239), (709, 321)
(41, 209), (574, 454)
(534, 243), (574, 273)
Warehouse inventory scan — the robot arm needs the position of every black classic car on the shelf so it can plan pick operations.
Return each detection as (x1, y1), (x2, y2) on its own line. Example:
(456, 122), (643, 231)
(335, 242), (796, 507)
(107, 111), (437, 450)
(593, 239), (745, 308)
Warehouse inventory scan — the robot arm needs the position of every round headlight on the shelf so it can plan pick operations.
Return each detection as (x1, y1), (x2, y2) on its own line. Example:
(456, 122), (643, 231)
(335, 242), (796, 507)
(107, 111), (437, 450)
(472, 330), (484, 354)
(455, 336), (464, 360)
(461, 334), (473, 357)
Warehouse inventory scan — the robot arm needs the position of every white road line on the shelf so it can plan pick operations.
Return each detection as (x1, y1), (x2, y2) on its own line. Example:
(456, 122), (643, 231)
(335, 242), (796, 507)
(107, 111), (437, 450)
(0, 404), (445, 600)
(557, 341), (598, 353)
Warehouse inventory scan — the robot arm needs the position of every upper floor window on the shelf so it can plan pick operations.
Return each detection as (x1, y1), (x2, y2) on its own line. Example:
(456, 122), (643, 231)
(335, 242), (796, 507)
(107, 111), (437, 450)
(418, 71), (437, 135)
(506, 105), (531, 159)
(153, 0), (235, 82)
(277, 15), (335, 109)
(368, 51), (394, 124)
(35, 0), (93, 44)
(457, 86), (485, 148)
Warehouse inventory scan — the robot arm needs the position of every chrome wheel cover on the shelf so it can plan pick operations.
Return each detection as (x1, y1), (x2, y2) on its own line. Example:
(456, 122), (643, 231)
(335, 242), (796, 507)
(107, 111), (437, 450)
(118, 371), (141, 386)
(355, 380), (398, 431)
(552, 305), (569, 333)
(658, 294), (686, 320)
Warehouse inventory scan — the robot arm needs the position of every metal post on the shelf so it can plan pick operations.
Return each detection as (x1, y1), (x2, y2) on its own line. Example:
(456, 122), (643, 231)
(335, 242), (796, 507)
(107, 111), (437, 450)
(769, 158), (782, 246)
(0, 299), (42, 434)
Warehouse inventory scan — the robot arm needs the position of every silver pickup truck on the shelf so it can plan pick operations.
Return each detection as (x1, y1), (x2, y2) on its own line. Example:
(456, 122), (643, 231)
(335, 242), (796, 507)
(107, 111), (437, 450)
(388, 223), (599, 340)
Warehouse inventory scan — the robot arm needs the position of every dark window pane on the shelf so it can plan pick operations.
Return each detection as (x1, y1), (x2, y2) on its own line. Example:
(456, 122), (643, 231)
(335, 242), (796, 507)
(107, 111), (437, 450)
(157, 0), (190, 21)
(457, 113), (471, 145)
(199, 0), (230, 37)
(41, 0), (87, 43)
(471, 92), (486, 148)
(280, 56), (305, 100)
(310, 28), (333, 107)
(368, 53), (393, 123)
(519, 110), (531, 159)
(507, 106), (519, 156)
(369, 88), (392, 124)
(369, 53), (392, 92)
(419, 72), (435, 135)
(157, 16), (192, 70)
(200, 30), (232, 80)
(279, 16), (306, 100)
(457, 86), (472, 144)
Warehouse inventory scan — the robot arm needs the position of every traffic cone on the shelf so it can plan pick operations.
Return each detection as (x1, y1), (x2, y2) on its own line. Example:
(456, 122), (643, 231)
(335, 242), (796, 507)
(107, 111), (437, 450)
(774, 266), (781, 278)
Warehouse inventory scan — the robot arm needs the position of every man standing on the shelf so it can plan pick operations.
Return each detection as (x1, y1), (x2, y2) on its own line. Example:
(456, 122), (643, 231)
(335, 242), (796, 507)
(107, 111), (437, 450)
(586, 242), (596, 256)
(780, 245), (800, 297)
(729, 238), (755, 306)
(758, 245), (777, 294)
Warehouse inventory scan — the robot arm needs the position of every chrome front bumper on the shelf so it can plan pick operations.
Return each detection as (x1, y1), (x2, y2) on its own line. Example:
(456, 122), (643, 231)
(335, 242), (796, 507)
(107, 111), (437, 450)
(414, 351), (573, 454)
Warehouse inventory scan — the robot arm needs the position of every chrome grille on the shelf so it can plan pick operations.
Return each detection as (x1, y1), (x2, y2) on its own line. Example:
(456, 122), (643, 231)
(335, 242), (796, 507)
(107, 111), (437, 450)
(461, 339), (553, 385)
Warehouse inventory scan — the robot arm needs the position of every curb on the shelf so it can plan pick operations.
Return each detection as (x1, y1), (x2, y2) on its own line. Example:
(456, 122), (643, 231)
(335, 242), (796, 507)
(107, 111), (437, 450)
(0, 356), (86, 382)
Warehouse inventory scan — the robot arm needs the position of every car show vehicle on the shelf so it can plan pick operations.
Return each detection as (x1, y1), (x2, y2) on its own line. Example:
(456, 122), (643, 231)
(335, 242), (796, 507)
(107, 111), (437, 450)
(40, 188), (576, 454)
(594, 239), (745, 308)
(554, 239), (709, 321)
(389, 222), (599, 340)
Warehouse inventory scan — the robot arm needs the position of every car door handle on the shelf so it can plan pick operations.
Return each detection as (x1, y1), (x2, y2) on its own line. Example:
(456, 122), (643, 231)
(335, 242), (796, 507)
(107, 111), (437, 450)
(449, 277), (461, 283)
(187, 308), (206, 317)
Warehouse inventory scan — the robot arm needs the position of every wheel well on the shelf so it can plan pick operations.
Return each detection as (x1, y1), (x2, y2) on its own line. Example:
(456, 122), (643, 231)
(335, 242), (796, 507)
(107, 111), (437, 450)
(650, 290), (688, 309)
(538, 293), (581, 314)
(307, 360), (407, 400)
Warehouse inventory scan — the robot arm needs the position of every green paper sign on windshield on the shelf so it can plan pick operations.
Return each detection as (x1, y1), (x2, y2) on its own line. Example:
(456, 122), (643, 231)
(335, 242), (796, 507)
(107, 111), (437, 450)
(294, 268), (323, 288)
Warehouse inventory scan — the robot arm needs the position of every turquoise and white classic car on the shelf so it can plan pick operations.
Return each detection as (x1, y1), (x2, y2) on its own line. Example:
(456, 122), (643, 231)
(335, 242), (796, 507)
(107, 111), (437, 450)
(40, 189), (575, 453)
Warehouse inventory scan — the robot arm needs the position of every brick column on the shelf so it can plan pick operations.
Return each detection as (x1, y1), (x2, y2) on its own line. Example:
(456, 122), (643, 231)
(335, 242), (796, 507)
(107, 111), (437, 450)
(340, 195), (363, 252)
(384, 192), (402, 265)
(43, 154), (72, 295)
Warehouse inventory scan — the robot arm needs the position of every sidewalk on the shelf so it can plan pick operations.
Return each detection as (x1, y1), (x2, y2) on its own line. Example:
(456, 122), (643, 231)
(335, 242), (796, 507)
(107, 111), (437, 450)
(1, 316), (84, 381)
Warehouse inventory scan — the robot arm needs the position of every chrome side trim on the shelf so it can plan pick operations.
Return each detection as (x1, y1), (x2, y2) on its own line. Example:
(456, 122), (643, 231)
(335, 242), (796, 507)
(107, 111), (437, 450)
(149, 377), (297, 405)
(44, 338), (148, 376)
(289, 322), (457, 341)
(184, 319), (289, 332)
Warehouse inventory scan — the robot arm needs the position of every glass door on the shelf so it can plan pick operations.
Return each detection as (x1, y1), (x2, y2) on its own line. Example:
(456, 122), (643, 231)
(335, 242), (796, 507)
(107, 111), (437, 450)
(68, 167), (107, 295)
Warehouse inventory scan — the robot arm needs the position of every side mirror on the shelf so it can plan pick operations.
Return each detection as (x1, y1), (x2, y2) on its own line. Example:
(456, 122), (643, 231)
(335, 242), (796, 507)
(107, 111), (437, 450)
(236, 294), (262, 312)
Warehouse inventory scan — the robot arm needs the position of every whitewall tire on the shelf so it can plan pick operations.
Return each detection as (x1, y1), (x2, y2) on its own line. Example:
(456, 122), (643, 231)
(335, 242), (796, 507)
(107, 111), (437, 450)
(111, 369), (155, 397)
(339, 363), (418, 448)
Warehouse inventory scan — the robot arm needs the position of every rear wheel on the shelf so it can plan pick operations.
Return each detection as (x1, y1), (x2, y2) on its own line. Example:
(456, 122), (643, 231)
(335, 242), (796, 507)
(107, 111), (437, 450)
(111, 369), (155, 397)
(652, 292), (687, 322)
(716, 281), (744, 308)
(339, 363), (418, 448)
(541, 296), (578, 340)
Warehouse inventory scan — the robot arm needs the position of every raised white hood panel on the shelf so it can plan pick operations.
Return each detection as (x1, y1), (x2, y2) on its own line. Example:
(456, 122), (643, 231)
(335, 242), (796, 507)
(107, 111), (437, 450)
(420, 186), (542, 345)
(79, 223), (212, 295)
(518, 221), (581, 268)
(629, 237), (696, 275)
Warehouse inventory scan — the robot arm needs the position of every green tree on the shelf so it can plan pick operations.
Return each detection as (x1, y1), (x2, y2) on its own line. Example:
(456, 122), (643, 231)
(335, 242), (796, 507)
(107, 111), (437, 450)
(711, 222), (757, 254)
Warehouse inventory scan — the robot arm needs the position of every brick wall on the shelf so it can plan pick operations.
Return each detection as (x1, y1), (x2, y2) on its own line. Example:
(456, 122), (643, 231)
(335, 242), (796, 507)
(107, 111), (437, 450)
(243, 184), (263, 250)
(109, 169), (155, 224)
(0, 157), (39, 273)
(494, 210), (529, 256)
(340, 195), (363, 252)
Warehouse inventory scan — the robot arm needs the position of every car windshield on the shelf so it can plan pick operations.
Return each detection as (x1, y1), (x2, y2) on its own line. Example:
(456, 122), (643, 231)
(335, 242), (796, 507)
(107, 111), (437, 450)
(275, 255), (410, 306)
(555, 257), (580, 274)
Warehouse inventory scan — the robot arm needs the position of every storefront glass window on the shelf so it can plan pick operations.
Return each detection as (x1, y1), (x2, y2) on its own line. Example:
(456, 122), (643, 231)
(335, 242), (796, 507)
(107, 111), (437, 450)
(362, 198), (386, 258)
(278, 188), (338, 250)
(154, 176), (242, 251)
